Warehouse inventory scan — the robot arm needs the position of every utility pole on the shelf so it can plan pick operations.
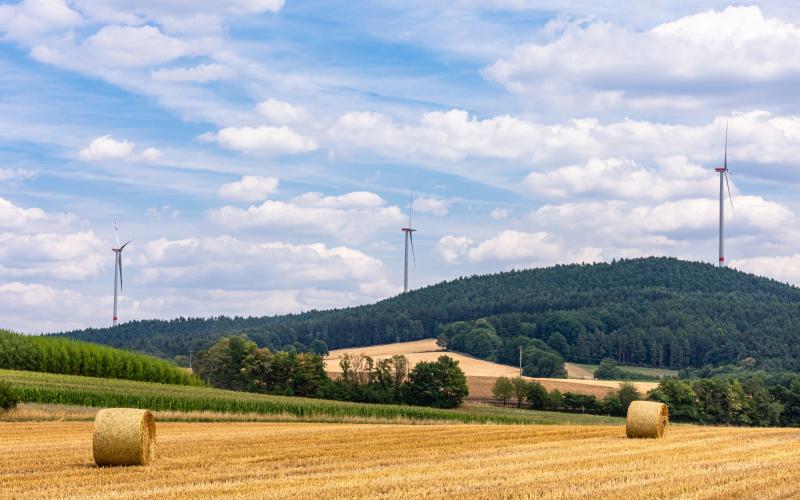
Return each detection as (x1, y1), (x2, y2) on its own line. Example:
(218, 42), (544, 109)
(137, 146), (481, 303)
(519, 346), (523, 376)
(189, 349), (193, 372)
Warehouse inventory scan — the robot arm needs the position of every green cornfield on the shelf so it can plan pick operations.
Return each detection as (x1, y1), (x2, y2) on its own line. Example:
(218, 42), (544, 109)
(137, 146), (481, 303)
(0, 369), (618, 425)
(0, 330), (199, 386)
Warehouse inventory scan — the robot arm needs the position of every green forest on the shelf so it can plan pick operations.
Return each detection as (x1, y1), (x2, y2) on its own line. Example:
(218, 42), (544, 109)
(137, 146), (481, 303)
(0, 329), (199, 385)
(59, 257), (800, 373)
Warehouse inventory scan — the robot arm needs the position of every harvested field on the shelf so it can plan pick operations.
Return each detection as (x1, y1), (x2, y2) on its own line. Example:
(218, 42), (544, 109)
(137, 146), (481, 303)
(2, 421), (799, 498)
(326, 339), (658, 399)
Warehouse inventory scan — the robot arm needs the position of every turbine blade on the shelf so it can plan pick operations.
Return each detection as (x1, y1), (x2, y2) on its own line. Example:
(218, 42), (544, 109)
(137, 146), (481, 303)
(409, 231), (416, 267)
(120, 239), (133, 251)
(724, 120), (729, 170)
(725, 171), (735, 216)
(117, 254), (123, 291)
(408, 192), (413, 228)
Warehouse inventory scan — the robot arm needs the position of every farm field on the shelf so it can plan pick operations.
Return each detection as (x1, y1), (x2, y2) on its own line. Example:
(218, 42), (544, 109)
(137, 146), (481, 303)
(2, 421), (800, 498)
(572, 363), (679, 379)
(0, 369), (618, 426)
(325, 339), (658, 398)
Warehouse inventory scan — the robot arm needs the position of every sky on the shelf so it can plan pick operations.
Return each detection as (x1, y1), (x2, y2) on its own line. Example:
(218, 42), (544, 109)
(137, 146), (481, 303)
(2, 0), (800, 333)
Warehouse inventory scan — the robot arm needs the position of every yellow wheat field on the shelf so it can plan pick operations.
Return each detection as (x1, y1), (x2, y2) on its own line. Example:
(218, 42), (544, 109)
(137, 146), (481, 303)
(2, 421), (799, 499)
(325, 339), (658, 399)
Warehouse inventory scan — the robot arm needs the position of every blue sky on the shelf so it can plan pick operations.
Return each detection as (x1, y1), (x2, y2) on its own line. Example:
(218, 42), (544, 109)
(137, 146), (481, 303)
(2, 0), (800, 333)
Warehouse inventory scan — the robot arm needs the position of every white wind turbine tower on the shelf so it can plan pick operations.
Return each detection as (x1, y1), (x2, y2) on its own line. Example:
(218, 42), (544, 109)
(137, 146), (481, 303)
(112, 224), (132, 326)
(715, 123), (735, 267)
(401, 193), (417, 293)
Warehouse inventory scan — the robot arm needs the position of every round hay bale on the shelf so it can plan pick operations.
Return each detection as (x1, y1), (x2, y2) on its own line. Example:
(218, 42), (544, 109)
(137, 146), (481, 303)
(626, 400), (668, 439)
(93, 408), (156, 466)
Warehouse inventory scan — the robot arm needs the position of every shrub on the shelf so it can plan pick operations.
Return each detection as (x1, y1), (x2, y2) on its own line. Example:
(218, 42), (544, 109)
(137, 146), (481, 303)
(403, 356), (468, 408)
(0, 380), (18, 411)
(491, 376), (514, 407)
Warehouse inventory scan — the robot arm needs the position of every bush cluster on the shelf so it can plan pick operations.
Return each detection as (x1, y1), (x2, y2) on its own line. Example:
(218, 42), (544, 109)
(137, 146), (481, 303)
(194, 336), (470, 409)
(492, 376), (641, 416)
(0, 380), (18, 411)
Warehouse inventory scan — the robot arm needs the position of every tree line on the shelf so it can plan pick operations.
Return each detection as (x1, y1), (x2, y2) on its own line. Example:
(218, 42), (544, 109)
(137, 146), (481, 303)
(0, 329), (199, 386)
(193, 335), (469, 409)
(493, 371), (800, 427)
(59, 258), (800, 373)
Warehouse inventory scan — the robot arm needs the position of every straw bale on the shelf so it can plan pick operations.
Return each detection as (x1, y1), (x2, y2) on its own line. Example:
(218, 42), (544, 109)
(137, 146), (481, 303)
(626, 401), (668, 439)
(93, 408), (155, 466)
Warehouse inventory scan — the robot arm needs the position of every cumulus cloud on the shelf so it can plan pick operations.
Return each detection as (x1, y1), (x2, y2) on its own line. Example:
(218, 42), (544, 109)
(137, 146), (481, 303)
(141, 147), (162, 161)
(151, 63), (236, 83)
(436, 235), (473, 264)
(137, 235), (389, 291)
(412, 196), (449, 216)
(523, 156), (717, 200)
(466, 230), (562, 263)
(290, 191), (385, 209)
(0, 200), (46, 229)
(331, 109), (800, 170)
(32, 24), (191, 68)
(731, 255), (800, 286)
(0, 282), (103, 333)
(209, 195), (404, 239)
(0, 231), (106, 280)
(0, 0), (81, 43)
(490, 208), (509, 220)
(79, 135), (135, 161)
(532, 196), (795, 236)
(0, 198), (106, 281)
(218, 175), (280, 202)
(484, 7), (800, 107)
(208, 125), (318, 154)
(256, 98), (309, 125)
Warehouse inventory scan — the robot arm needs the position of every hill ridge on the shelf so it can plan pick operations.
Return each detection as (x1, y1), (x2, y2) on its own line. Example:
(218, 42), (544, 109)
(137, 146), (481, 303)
(60, 257), (800, 372)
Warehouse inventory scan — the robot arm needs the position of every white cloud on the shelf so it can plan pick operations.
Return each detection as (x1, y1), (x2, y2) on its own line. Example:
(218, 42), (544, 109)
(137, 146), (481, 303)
(485, 7), (800, 103)
(0, 197), (48, 229)
(523, 156), (717, 200)
(33, 25), (190, 68)
(436, 235), (473, 264)
(438, 230), (607, 267)
(0, 282), (102, 333)
(211, 126), (318, 154)
(209, 197), (404, 239)
(151, 63), (236, 83)
(331, 109), (800, 179)
(256, 98), (309, 125)
(291, 191), (385, 209)
(412, 196), (449, 216)
(529, 196), (796, 247)
(731, 254), (800, 286)
(0, 0), (81, 43)
(0, 230), (106, 280)
(79, 135), (135, 161)
(218, 175), (280, 202)
(490, 208), (509, 220)
(0, 168), (35, 182)
(141, 147), (163, 161)
(137, 235), (388, 290)
(466, 230), (562, 263)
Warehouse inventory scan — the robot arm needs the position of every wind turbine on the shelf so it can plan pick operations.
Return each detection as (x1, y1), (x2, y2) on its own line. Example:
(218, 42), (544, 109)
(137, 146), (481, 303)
(715, 122), (735, 267)
(112, 224), (132, 326)
(401, 193), (417, 293)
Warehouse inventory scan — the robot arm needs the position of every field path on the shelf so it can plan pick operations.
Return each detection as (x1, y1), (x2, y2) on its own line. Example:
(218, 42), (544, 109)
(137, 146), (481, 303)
(326, 339), (657, 399)
(2, 422), (800, 498)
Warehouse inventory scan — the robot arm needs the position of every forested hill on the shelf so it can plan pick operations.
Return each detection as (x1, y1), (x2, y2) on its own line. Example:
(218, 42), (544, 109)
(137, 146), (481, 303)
(60, 257), (800, 371)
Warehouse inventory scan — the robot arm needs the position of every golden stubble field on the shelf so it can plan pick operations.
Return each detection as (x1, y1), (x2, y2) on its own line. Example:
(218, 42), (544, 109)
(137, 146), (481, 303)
(2, 421), (799, 499)
(325, 339), (658, 399)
